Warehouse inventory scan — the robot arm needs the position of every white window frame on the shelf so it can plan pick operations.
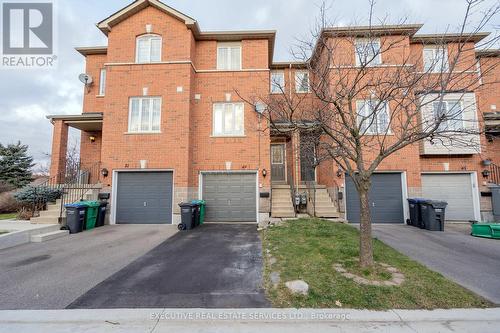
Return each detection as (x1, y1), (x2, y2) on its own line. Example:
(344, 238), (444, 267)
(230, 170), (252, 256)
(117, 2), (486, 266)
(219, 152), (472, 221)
(212, 102), (245, 137)
(98, 68), (106, 96)
(295, 71), (310, 93)
(128, 97), (162, 133)
(423, 46), (449, 73)
(135, 34), (162, 63)
(432, 100), (464, 131)
(356, 99), (391, 135)
(217, 42), (242, 71)
(355, 38), (382, 67)
(270, 71), (285, 94)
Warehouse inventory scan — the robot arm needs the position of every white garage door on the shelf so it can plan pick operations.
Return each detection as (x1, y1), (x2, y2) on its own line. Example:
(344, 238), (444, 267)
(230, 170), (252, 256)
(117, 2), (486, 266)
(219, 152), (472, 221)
(421, 174), (476, 221)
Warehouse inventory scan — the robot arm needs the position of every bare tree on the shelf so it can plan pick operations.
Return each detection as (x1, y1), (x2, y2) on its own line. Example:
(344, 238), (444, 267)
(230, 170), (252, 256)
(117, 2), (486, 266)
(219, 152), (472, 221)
(252, 0), (500, 267)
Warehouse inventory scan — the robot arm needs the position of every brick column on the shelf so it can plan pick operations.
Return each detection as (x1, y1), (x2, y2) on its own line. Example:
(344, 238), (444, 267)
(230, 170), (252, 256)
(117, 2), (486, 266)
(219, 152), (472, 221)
(49, 120), (68, 183)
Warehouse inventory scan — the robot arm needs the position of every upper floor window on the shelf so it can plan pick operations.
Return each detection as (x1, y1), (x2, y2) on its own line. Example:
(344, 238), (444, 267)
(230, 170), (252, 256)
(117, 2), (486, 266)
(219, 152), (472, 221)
(98, 69), (106, 96)
(355, 38), (382, 66)
(213, 102), (244, 136)
(270, 71), (285, 94)
(295, 71), (310, 93)
(357, 100), (390, 134)
(128, 97), (162, 133)
(433, 100), (463, 130)
(136, 35), (162, 63)
(423, 46), (449, 73)
(217, 42), (242, 70)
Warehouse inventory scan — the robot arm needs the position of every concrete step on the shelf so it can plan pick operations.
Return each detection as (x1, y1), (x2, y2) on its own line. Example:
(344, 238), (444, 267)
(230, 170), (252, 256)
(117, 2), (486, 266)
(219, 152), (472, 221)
(38, 210), (61, 219)
(272, 210), (296, 218)
(272, 203), (294, 209)
(31, 230), (69, 243)
(272, 185), (291, 189)
(315, 209), (340, 218)
(30, 216), (60, 225)
(27, 224), (61, 235)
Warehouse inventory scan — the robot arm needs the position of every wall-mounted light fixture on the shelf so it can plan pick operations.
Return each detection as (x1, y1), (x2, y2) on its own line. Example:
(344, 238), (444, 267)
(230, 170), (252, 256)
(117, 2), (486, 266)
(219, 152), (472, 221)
(89, 135), (96, 143)
(482, 159), (492, 167)
(482, 169), (490, 178)
(262, 169), (267, 178)
(101, 168), (109, 178)
(336, 168), (343, 178)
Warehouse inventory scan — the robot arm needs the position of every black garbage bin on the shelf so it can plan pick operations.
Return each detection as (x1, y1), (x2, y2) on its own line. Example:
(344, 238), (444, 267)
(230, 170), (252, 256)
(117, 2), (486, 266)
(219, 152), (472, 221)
(421, 200), (448, 231)
(96, 202), (108, 227)
(407, 198), (425, 228)
(178, 203), (198, 231)
(64, 203), (86, 234)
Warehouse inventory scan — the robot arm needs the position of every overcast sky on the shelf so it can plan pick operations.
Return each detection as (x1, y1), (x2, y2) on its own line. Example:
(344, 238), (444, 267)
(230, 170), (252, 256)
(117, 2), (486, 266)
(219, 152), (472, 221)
(0, 0), (498, 169)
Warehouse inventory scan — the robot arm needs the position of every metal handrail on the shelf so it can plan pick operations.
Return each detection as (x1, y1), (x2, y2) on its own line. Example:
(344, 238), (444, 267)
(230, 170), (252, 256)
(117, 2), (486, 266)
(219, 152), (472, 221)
(489, 163), (500, 185)
(287, 164), (297, 215)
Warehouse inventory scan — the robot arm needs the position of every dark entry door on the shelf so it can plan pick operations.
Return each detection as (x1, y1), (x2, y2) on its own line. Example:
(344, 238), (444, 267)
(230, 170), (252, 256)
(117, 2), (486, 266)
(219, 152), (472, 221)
(300, 136), (316, 182)
(271, 144), (285, 182)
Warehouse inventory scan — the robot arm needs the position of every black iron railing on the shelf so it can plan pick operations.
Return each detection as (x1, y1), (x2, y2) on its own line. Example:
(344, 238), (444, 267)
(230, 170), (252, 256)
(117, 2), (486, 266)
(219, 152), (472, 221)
(32, 162), (101, 220)
(489, 163), (500, 185)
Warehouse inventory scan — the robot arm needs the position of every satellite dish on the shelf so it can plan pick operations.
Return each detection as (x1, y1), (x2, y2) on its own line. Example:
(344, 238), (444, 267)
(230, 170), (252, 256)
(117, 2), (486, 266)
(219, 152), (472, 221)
(78, 73), (93, 85)
(255, 102), (267, 114)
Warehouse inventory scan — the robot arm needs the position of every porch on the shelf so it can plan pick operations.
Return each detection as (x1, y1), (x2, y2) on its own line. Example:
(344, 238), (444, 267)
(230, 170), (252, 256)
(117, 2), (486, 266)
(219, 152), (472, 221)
(270, 128), (341, 219)
(31, 113), (105, 225)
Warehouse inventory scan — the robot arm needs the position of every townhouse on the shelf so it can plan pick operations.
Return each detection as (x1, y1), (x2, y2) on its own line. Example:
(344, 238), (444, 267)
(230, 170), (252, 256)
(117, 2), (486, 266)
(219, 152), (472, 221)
(46, 0), (500, 226)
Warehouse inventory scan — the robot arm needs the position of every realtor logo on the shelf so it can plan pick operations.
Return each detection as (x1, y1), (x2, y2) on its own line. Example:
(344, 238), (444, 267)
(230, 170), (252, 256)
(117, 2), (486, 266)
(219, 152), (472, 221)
(1, 1), (57, 68)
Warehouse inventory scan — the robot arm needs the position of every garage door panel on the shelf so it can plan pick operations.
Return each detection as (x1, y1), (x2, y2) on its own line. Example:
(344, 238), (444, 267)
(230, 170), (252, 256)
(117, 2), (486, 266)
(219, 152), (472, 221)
(116, 172), (173, 224)
(346, 173), (404, 224)
(421, 174), (475, 221)
(202, 173), (256, 222)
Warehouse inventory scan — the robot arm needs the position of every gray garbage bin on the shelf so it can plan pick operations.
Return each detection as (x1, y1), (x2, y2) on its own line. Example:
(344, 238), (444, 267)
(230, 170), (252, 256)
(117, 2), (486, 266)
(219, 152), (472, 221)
(178, 203), (198, 231)
(64, 203), (86, 234)
(421, 200), (448, 231)
(491, 186), (500, 222)
(407, 198), (425, 228)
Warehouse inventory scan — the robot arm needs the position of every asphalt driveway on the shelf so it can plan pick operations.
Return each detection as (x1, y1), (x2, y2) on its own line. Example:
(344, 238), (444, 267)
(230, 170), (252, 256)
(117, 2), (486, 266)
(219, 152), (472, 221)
(68, 223), (269, 309)
(370, 223), (500, 304)
(0, 225), (178, 310)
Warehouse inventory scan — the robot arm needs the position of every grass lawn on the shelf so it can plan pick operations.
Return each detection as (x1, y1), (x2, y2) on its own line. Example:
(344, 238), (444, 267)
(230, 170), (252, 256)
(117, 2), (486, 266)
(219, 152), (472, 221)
(262, 218), (491, 309)
(0, 213), (16, 221)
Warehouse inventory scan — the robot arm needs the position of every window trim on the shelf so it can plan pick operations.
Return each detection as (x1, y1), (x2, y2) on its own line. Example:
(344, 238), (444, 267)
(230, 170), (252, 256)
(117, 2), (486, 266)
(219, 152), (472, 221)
(128, 96), (162, 134)
(423, 46), (450, 73)
(135, 34), (162, 64)
(216, 42), (242, 71)
(355, 38), (382, 67)
(295, 70), (310, 93)
(212, 102), (245, 137)
(270, 71), (285, 94)
(356, 99), (392, 135)
(98, 68), (106, 96)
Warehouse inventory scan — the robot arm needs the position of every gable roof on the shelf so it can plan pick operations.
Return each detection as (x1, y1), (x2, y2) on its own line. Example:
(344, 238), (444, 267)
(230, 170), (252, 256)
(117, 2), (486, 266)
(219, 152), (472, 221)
(97, 0), (199, 36)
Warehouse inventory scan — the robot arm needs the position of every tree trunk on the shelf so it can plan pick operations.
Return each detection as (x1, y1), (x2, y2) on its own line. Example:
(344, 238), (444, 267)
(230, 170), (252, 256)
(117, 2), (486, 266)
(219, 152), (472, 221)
(358, 182), (374, 268)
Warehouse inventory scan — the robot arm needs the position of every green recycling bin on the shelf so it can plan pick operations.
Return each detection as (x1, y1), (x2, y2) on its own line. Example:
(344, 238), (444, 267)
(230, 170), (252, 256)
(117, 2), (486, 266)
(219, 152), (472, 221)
(80, 201), (100, 230)
(192, 200), (206, 225)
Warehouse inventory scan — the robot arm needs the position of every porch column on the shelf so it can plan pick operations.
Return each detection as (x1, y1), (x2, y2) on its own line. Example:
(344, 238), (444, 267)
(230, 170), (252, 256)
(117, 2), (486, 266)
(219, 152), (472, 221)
(49, 120), (68, 183)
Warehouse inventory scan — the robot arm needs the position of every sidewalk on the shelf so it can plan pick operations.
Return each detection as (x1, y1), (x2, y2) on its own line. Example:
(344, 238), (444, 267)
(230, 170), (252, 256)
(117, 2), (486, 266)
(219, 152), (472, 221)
(1, 308), (499, 333)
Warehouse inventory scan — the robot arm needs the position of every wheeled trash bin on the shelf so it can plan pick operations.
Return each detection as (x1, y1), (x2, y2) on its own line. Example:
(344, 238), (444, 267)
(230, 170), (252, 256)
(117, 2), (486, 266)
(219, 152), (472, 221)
(421, 200), (448, 231)
(64, 203), (86, 234)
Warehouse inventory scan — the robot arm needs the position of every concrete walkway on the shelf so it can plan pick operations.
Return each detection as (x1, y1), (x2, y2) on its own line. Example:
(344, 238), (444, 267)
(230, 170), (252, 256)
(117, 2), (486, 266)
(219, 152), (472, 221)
(0, 225), (178, 309)
(369, 223), (500, 304)
(0, 308), (499, 332)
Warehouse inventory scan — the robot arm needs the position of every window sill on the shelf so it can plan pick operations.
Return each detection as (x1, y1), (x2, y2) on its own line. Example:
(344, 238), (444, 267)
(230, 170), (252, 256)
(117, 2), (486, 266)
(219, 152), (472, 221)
(96, 95), (105, 98)
(124, 132), (162, 135)
(211, 135), (247, 138)
(296, 91), (310, 94)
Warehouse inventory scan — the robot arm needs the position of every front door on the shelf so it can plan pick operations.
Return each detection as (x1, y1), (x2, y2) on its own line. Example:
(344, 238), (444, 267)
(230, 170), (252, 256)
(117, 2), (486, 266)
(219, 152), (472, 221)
(271, 144), (286, 182)
(300, 136), (316, 182)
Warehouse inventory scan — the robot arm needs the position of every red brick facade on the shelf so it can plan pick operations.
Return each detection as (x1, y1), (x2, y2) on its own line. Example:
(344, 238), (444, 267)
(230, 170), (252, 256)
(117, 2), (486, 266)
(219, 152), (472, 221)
(48, 0), (499, 222)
